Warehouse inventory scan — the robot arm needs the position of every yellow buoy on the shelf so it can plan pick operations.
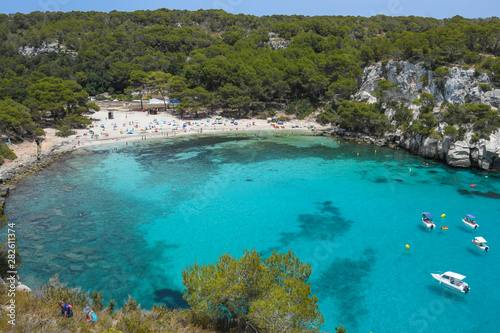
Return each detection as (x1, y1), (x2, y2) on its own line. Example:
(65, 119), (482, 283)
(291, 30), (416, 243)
(406, 244), (410, 250)
(441, 214), (446, 218)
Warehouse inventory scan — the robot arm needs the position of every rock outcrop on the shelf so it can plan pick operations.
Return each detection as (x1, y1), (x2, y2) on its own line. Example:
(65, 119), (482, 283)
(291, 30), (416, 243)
(355, 60), (498, 107)
(19, 41), (77, 57)
(446, 141), (472, 168)
(267, 33), (289, 50)
(349, 60), (500, 170)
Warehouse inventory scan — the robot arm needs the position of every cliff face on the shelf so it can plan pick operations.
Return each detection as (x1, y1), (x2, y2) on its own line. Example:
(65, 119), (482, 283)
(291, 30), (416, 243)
(356, 60), (500, 107)
(350, 60), (500, 170)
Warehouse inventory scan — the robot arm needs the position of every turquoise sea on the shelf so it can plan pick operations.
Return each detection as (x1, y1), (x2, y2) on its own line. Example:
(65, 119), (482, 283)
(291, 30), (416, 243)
(4, 131), (500, 333)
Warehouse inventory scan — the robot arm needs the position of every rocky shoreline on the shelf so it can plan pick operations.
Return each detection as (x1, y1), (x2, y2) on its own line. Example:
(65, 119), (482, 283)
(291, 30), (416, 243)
(320, 126), (500, 171)
(344, 59), (500, 171)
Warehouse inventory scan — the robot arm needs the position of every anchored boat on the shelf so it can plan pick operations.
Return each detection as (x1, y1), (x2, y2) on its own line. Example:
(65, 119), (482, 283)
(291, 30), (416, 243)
(422, 212), (435, 229)
(463, 214), (479, 229)
(431, 271), (470, 294)
(472, 237), (489, 252)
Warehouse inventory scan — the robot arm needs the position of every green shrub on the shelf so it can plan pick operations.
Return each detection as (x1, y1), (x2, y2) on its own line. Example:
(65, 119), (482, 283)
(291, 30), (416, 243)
(479, 83), (492, 92)
(285, 99), (315, 120)
(40, 274), (89, 307)
(317, 105), (337, 124)
(421, 72), (429, 86)
(429, 129), (443, 140)
(335, 101), (389, 135)
(433, 67), (450, 77)
(393, 104), (412, 127)
(183, 249), (324, 332)
(55, 125), (76, 137)
(444, 125), (458, 138)
(91, 290), (104, 311)
(0, 142), (17, 162)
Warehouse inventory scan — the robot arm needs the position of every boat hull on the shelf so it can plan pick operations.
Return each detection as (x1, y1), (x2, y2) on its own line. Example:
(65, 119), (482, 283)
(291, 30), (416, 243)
(462, 219), (479, 229)
(431, 273), (469, 294)
(472, 240), (489, 252)
(422, 219), (435, 229)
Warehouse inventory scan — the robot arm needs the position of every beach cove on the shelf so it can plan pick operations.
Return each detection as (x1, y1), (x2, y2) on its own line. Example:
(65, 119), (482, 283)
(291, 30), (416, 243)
(3, 127), (500, 332)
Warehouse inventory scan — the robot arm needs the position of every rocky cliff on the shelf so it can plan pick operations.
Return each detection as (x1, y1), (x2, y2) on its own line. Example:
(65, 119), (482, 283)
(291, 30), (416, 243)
(345, 60), (500, 170)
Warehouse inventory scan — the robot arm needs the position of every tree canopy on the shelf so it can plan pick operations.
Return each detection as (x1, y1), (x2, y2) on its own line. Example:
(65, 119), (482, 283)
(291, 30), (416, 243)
(182, 249), (324, 332)
(1, 9), (500, 143)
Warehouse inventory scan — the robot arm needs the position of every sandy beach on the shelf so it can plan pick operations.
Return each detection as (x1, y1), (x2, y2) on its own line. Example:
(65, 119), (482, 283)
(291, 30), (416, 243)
(0, 106), (323, 183)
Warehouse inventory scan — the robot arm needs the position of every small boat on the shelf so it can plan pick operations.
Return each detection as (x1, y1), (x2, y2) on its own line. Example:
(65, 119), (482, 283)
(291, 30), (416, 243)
(422, 212), (435, 229)
(431, 271), (470, 294)
(472, 237), (489, 252)
(462, 214), (479, 229)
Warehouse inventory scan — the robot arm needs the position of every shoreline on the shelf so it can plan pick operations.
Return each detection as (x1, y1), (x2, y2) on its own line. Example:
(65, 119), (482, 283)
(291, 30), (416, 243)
(0, 109), (321, 287)
(0, 110), (321, 185)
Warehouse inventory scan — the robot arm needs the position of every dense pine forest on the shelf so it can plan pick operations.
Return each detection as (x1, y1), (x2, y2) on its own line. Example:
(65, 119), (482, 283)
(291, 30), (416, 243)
(0, 9), (500, 157)
(2, 10), (500, 332)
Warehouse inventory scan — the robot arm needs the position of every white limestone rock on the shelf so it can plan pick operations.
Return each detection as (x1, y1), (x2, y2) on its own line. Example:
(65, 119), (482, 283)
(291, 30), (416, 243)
(446, 141), (471, 168)
(16, 284), (32, 293)
(356, 91), (378, 104)
(475, 131), (500, 170)
(484, 89), (500, 108)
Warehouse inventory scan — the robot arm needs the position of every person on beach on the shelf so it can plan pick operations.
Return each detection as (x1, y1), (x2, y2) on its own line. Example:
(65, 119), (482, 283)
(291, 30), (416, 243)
(59, 300), (73, 318)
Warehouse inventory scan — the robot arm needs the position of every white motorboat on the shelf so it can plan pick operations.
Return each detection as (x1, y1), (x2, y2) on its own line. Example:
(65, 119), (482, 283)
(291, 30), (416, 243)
(472, 237), (489, 252)
(422, 212), (435, 229)
(431, 271), (470, 294)
(463, 214), (479, 229)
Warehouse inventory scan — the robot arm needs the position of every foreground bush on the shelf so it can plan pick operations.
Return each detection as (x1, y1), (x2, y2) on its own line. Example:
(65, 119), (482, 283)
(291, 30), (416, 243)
(182, 249), (324, 333)
(0, 275), (215, 333)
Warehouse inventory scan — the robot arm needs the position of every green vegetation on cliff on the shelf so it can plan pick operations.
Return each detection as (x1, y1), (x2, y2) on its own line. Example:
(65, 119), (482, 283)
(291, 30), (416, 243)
(0, 10), (500, 143)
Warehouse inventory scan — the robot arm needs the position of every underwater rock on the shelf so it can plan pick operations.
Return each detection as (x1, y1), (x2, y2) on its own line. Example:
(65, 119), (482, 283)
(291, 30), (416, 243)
(72, 246), (99, 256)
(47, 224), (63, 232)
(68, 264), (84, 273)
(63, 252), (86, 262)
(24, 214), (50, 223)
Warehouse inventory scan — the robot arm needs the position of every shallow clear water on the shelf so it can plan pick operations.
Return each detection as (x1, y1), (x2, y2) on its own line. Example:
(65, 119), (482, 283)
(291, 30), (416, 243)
(5, 132), (500, 332)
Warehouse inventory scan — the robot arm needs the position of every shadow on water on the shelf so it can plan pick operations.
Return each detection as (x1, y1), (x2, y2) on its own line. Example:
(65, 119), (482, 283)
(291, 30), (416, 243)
(153, 289), (189, 308)
(279, 201), (353, 246)
(466, 248), (484, 257)
(458, 189), (500, 199)
(425, 285), (468, 304)
(315, 248), (376, 329)
(457, 225), (475, 233)
(418, 224), (434, 233)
